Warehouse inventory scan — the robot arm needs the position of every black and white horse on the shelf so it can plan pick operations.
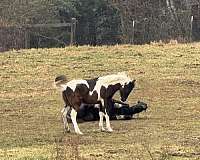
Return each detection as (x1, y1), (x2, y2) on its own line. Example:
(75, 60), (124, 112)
(63, 100), (148, 122)
(55, 72), (135, 134)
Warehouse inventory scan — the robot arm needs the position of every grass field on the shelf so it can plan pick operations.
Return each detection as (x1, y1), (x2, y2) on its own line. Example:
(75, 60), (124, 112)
(0, 43), (200, 160)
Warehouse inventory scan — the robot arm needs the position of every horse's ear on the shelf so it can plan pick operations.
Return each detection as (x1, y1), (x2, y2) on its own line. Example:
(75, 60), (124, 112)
(132, 80), (136, 84)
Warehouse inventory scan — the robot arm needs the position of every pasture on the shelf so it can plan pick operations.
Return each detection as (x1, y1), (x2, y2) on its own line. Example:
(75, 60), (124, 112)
(0, 44), (200, 160)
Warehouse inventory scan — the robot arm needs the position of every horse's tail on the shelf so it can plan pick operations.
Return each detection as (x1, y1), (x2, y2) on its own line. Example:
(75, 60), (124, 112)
(54, 75), (68, 91)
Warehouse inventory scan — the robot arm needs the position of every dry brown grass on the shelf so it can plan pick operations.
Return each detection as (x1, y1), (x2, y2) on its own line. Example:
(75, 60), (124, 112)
(0, 44), (200, 159)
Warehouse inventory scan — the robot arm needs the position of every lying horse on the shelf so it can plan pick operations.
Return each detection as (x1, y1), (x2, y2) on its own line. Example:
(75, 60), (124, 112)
(62, 100), (148, 122)
(112, 100), (148, 119)
(55, 72), (135, 134)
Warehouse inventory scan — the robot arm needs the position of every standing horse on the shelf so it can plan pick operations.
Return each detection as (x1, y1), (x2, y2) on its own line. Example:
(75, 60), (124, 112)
(55, 72), (135, 134)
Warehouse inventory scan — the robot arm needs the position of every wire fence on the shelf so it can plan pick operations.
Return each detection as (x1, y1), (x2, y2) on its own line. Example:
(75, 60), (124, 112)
(0, 11), (200, 52)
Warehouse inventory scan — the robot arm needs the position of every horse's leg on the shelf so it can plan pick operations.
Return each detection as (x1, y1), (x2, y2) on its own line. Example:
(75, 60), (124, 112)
(61, 106), (70, 133)
(70, 108), (83, 135)
(105, 99), (113, 132)
(99, 111), (105, 131)
(105, 109), (113, 132)
(99, 100), (106, 131)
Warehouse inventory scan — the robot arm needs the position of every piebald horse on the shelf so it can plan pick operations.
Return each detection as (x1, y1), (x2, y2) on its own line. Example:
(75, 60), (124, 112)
(55, 72), (135, 134)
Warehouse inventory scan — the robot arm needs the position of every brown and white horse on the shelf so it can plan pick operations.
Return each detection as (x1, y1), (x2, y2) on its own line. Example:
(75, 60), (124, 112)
(55, 72), (135, 134)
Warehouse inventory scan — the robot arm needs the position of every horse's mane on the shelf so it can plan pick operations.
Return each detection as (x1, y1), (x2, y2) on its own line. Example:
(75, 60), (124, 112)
(89, 72), (132, 100)
(97, 72), (131, 87)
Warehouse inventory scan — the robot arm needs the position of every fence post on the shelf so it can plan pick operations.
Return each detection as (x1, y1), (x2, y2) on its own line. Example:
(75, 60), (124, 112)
(70, 18), (77, 45)
(190, 16), (193, 42)
(131, 20), (135, 44)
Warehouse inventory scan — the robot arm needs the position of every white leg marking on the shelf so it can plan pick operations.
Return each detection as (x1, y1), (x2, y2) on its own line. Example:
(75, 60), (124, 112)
(62, 107), (70, 132)
(70, 108), (83, 135)
(101, 99), (104, 107)
(105, 110), (113, 132)
(99, 99), (106, 131)
(99, 112), (105, 131)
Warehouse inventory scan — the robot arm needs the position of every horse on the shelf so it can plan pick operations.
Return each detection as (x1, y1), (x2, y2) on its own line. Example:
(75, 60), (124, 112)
(62, 100), (148, 122)
(55, 72), (136, 134)
(112, 100), (148, 119)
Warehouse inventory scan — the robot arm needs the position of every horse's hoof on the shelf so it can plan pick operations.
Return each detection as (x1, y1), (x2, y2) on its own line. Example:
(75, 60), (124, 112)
(75, 130), (83, 135)
(64, 130), (70, 134)
(76, 131), (83, 135)
(64, 128), (71, 133)
(107, 128), (113, 132)
(99, 127), (106, 132)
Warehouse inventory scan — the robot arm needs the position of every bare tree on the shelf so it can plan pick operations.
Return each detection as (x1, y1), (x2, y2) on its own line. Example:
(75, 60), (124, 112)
(0, 0), (60, 26)
(110, 0), (192, 43)
(0, 0), (62, 51)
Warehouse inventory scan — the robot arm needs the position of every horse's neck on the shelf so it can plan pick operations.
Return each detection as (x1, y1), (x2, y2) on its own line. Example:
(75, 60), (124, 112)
(108, 83), (121, 97)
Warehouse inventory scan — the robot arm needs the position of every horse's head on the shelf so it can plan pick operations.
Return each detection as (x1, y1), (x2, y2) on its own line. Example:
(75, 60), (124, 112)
(119, 80), (136, 102)
(137, 101), (148, 111)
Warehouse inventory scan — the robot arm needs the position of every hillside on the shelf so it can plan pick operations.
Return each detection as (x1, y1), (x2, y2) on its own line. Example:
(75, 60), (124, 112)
(0, 44), (200, 159)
